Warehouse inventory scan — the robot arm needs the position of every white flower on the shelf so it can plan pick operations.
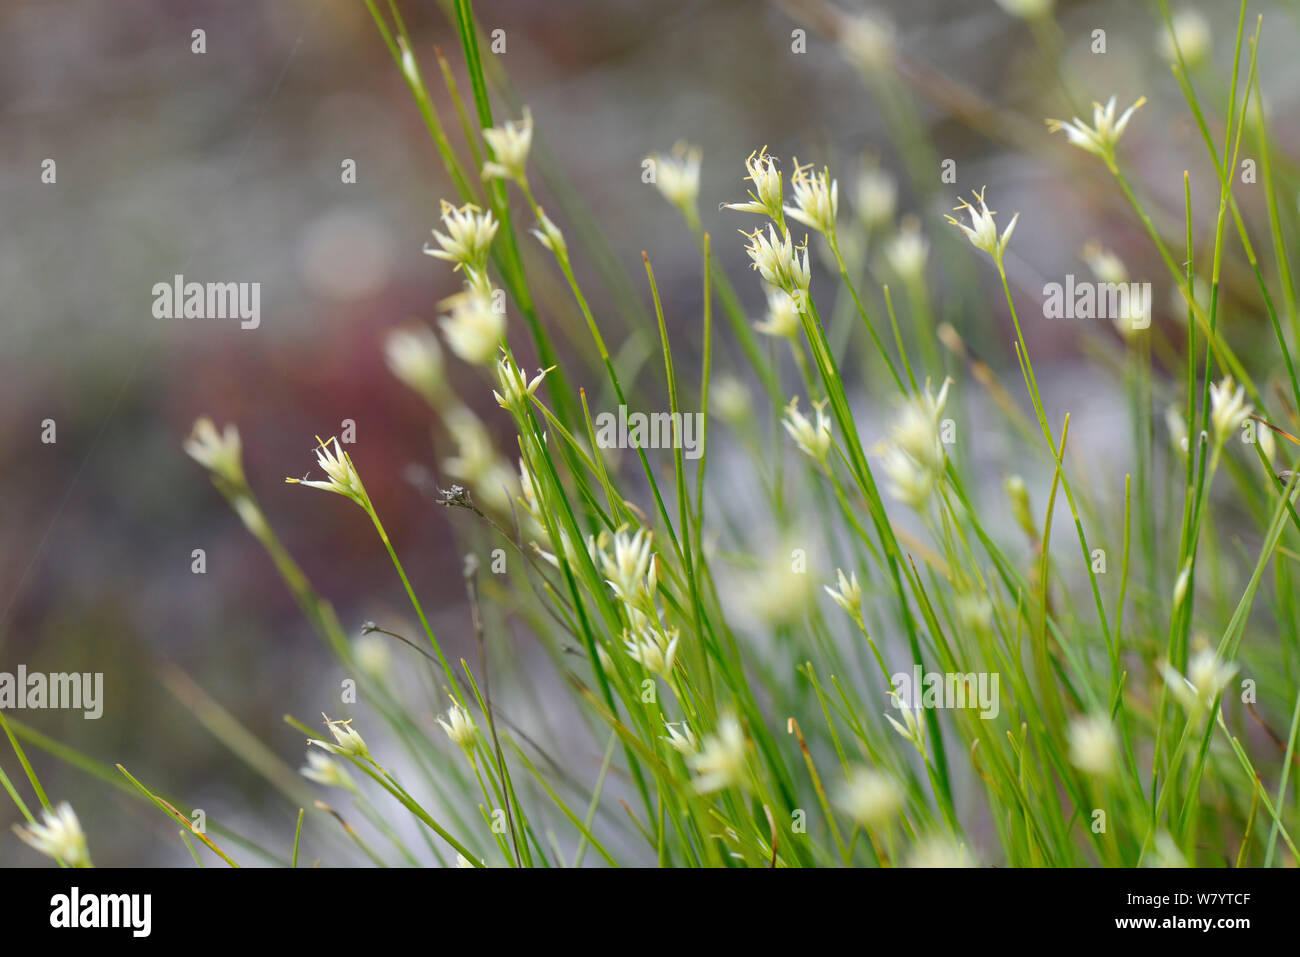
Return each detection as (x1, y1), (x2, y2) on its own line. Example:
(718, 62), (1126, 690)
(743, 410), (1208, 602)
(906, 835), (974, 868)
(437, 699), (478, 750)
(994, 0), (1052, 19)
(885, 217), (929, 279)
(946, 187), (1018, 262)
(688, 714), (748, 793)
(1209, 375), (1252, 446)
(747, 558), (816, 626)
(754, 285), (802, 340)
(893, 379), (950, 474)
(184, 417), (245, 486)
(785, 160), (838, 235)
(593, 527), (657, 609)
(1048, 95), (1146, 161)
(286, 437), (367, 504)
(1146, 830), (1189, 868)
(352, 633), (392, 680)
(724, 147), (783, 220)
(439, 288), (506, 366)
(710, 376), (751, 427)
(838, 767), (903, 828)
(782, 396), (833, 466)
(1157, 9), (1210, 66)
(14, 802), (91, 867)
(955, 593), (993, 635)
(662, 719), (699, 755)
(881, 445), (934, 509)
(385, 326), (447, 407)
(1081, 242), (1127, 285)
(855, 168), (896, 230)
(1067, 714), (1117, 777)
(530, 208), (567, 257)
(649, 143), (702, 217)
(1160, 648), (1238, 718)
(481, 107), (534, 182)
(824, 568), (862, 622)
(623, 625), (679, 676)
(492, 353), (551, 413)
(424, 200), (498, 274)
(310, 715), (370, 759)
(300, 750), (357, 792)
(839, 13), (894, 74)
(456, 853), (476, 868)
(443, 407), (498, 486)
(741, 225), (810, 294)
(1165, 404), (1190, 454)
(885, 692), (927, 753)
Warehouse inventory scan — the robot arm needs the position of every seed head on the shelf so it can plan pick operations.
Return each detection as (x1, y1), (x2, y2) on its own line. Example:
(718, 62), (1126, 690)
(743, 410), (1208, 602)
(425, 200), (498, 275)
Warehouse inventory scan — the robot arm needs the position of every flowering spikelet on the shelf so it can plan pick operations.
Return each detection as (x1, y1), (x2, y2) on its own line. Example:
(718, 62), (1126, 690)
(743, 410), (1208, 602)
(623, 624), (679, 676)
(885, 691), (927, 754)
(946, 187), (1018, 263)
(310, 714), (370, 759)
(885, 216), (929, 279)
(785, 159), (838, 235)
(184, 417), (245, 487)
(14, 802), (91, 867)
(724, 147), (783, 221)
(1209, 375), (1251, 446)
(439, 288), (506, 366)
(854, 166), (897, 230)
(754, 285), (802, 340)
(593, 526), (658, 609)
(824, 568), (863, 623)
(481, 107), (533, 182)
(742, 224), (810, 294)
(1157, 10), (1210, 66)
(493, 353), (551, 413)
(424, 200), (498, 275)
(300, 750), (358, 792)
(688, 714), (748, 793)
(661, 718), (699, 755)
(437, 698), (478, 750)
(838, 767), (903, 828)
(1161, 647), (1238, 719)
(782, 396), (832, 466)
(1067, 714), (1117, 777)
(1047, 95), (1146, 161)
(880, 378), (951, 509)
(286, 436), (367, 505)
(648, 142), (702, 218)
(384, 326), (447, 408)
(906, 835), (974, 868)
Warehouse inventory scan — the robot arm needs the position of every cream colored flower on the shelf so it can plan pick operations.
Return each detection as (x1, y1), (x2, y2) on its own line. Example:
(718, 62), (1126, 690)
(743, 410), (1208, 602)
(688, 714), (748, 793)
(1048, 95), (1146, 161)
(1160, 647), (1238, 718)
(623, 625), (679, 676)
(946, 187), (1018, 262)
(906, 834), (974, 868)
(855, 167), (896, 230)
(1157, 9), (1210, 66)
(481, 107), (534, 182)
(439, 288), (506, 366)
(286, 437), (367, 504)
(649, 143), (702, 218)
(742, 224), (811, 293)
(385, 326), (447, 408)
(437, 698), (478, 750)
(184, 417), (245, 486)
(14, 802), (91, 867)
(492, 353), (551, 413)
(885, 217), (929, 280)
(662, 718), (699, 755)
(425, 200), (498, 274)
(785, 160), (838, 236)
(1068, 714), (1117, 777)
(824, 568), (863, 622)
(838, 767), (903, 828)
(782, 396), (833, 466)
(1209, 375), (1252, 446)
(724, 147), (783, 220)
(754, 285), (802, 339)
(300, 750), (358, 792)
(310, 714), (370, 759)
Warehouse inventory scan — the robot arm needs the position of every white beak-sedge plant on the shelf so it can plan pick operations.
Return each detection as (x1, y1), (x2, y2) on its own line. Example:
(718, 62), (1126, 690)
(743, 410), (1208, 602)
(6, 0), (1300, 871)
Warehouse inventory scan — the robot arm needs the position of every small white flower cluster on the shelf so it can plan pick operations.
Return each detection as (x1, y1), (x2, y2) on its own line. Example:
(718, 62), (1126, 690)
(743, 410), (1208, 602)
(14, 801), (91, 867)
(880, 378), (952, 510)
(782, 396), (834, 467)
(587, 527), (679, 679)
